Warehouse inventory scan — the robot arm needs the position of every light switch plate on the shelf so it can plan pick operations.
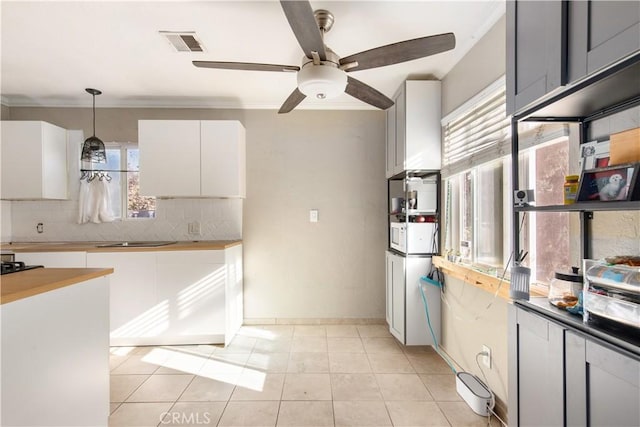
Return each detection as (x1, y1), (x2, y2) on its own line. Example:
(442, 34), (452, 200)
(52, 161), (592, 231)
(309, 209), (319, 223)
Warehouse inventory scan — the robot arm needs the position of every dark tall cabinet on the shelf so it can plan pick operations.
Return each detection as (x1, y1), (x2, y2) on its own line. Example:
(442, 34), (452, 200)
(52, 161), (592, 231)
(568, 1), (640, 82)
(507, 0), (640, 115)
(506, 0), (566, 115)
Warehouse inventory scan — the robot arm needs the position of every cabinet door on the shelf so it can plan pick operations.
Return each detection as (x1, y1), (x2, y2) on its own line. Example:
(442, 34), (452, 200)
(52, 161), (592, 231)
(513, 307), (564, 426)
(155, 250), (226, 345)
(393, 87), (406, 176)
(16, 252), (86, 268)
(87, 252), (157, 346)
(385, 252), (393, 326)
(405, 256), (437, 346)
(404, 81), (441, 171)
(506, 0), (567, 114)
(1, 121), (67, 200)
(565, 331), (640, 427)
(224, 244), (243, 345)
(139, 120), (201, 197)
(200, 121), (246, 198)
(41, 122), (68, 200)
(385, 103), (396, 178)
(568, 1), (640, 83)
(386, 251), (405, 342)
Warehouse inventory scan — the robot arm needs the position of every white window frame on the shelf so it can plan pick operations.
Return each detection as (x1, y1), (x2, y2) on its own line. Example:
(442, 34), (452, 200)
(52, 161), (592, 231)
(441, 76), (572, 274)
(104, 142), (155, 221)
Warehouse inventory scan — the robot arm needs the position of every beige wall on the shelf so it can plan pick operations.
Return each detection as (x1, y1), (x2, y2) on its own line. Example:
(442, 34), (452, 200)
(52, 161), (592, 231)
(5, 107), (387, 321)
(442, 15), (506, 117)
(439, 14), (509, 411)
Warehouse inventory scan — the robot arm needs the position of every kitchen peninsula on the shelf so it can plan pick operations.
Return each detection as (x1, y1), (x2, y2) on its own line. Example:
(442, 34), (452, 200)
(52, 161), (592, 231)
(1, 267), (113, 426)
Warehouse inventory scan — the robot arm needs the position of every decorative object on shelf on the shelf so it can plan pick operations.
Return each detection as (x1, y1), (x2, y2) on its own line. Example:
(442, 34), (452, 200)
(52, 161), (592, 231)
(563, 175), (580, 204)
(577, 163), (640, 202)
(513, 189), (534, 207)
(609, 127), (640, 166)
(390, 197), (405, 214)
(80, 88), (106, 163)
(579, 139), (610, 170)
(549, 267), (583, 312)
(509, 263), (531, 300)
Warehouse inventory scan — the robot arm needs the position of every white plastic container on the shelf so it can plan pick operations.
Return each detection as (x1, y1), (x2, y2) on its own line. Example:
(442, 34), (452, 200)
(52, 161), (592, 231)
(456, 372), (492, 416)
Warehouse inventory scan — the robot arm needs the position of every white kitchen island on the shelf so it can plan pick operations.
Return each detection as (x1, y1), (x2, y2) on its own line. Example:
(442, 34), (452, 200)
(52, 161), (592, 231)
(1, 268), (113, 427)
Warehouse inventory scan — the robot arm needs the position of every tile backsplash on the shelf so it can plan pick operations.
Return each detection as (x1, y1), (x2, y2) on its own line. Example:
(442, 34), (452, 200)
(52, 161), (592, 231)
(10, 197), (242, 242)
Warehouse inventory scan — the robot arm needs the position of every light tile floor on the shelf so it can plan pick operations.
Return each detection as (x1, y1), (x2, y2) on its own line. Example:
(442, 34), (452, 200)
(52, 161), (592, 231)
(109, 324), (500, 426)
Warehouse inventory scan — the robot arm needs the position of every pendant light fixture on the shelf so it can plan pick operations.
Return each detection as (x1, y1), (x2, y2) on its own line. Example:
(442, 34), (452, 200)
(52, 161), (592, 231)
(81, 88), (106, 163)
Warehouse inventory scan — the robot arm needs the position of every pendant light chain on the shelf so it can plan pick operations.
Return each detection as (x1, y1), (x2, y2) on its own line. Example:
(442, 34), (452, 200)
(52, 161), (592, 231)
(92, 91), (96, 137)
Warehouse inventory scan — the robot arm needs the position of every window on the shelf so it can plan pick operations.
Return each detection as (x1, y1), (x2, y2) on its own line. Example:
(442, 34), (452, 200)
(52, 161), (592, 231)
(442, 76), (510, 269)
(104, 144), (155, 219)
(442, 76), (573, 285)
(517, 137), (572, 284)
(444, 159), (506, 268)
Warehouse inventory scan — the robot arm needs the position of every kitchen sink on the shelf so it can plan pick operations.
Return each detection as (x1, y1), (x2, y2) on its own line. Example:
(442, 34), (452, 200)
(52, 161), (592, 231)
(95, 241), (178, 248)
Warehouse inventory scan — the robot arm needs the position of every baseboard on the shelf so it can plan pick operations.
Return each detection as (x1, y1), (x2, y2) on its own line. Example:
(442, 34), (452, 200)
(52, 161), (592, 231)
(243, 318), (386, 326)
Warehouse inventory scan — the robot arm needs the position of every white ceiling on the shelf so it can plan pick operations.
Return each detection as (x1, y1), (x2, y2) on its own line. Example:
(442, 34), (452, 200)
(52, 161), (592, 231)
(1, 0), (504, 110)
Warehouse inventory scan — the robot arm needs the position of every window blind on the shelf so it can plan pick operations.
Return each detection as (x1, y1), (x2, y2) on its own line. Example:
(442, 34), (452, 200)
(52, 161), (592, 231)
(441, 77), (510, 177)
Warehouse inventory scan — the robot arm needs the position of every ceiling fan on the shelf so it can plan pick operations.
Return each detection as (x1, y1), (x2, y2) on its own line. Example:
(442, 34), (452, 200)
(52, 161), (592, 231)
(193, 1), (456, 113)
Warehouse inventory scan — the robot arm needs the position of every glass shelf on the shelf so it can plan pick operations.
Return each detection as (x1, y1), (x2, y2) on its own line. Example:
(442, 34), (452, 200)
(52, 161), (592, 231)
(514, 200), (640, 212)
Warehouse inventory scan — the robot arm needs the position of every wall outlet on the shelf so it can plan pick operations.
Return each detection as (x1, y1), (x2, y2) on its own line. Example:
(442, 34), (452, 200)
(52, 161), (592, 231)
(482, 345), (492, 369)
(188, 221), (201, 235)
(309, 209), (319, 223)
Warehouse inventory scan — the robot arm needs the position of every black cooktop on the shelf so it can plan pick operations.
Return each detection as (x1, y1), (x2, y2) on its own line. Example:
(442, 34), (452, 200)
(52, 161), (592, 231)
(1, 262), (44, 275)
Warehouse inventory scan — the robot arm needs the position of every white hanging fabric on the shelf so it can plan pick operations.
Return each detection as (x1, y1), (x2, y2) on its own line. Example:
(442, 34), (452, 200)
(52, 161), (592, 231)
(78, 176), (114, 224)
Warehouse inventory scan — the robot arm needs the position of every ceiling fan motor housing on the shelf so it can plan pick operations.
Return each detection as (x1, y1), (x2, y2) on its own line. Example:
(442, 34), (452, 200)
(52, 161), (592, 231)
(297, 48), (347, 99)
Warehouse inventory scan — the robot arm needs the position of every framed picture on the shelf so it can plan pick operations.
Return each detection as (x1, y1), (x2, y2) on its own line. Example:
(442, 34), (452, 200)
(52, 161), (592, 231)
(579, 139), (610, 170)
(577, 163), (640, 202)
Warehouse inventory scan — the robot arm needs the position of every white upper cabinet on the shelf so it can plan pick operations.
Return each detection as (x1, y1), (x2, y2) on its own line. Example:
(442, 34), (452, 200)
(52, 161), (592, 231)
(139, 120), (201, 197)
(139, 120), (246, 198)
(201, 121), (246, 198)
(1, 121), (68, 200)
(386, 81), (442, 177)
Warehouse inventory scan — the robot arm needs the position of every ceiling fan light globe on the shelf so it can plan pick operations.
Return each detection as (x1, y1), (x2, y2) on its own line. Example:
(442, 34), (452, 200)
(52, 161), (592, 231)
(297, 64), (347, 100)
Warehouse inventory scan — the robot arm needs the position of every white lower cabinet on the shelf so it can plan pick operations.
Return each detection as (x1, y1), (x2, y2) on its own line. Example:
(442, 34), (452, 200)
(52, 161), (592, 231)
(86, 246), (243, 346)
(16, 251), (87, 268)
(87, 252), (157, 346)
(385, 251), (440, 345)
(155, 251), (226, 343)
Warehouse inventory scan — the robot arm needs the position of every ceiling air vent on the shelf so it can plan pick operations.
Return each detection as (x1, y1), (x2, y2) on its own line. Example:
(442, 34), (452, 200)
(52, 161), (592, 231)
(160, 31), (205, 53)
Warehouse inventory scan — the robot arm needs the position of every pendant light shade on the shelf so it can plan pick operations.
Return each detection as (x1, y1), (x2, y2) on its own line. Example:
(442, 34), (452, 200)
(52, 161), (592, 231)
(81, 88), (106, 163)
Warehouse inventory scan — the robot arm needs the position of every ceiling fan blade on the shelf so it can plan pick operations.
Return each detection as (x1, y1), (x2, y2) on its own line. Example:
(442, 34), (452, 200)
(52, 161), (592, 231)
(345, 76), (394, 110)
(193, 61), (299, 72)
(280, 1), (326, 61)
(340, 33), (456, 72)
(278, 87), (307, 114)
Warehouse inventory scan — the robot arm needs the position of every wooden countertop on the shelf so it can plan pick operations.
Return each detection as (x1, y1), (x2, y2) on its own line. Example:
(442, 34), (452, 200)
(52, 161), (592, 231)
(433, 256), (546, 300)
(1, 268), (114, 305)
(0, 240), (242, 253)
